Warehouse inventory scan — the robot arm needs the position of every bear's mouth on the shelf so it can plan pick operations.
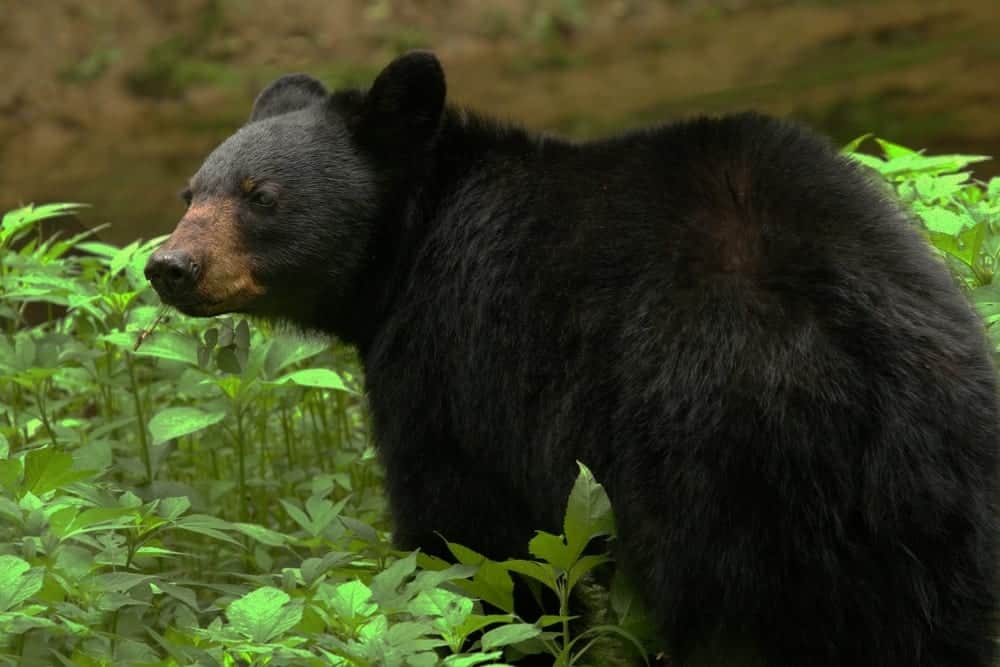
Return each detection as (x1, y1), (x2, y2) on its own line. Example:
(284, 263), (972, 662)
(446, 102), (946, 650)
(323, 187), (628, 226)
(149, 268), (265, 317)
(165, 297), (228, 318)
(163, 289), (261, 318)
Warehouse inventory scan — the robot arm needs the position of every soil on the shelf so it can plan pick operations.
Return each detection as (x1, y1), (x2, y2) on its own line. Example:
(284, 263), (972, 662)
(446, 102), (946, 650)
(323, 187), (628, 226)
(1, 0), (999, 244)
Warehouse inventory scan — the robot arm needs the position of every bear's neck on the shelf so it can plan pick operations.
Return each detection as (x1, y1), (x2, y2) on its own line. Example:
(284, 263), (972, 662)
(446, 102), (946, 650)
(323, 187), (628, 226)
(330, 107), (553, 353)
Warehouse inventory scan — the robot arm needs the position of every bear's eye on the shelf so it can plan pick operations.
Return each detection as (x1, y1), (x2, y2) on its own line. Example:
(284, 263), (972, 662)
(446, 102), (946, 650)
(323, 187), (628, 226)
(179, 188), (193, 208)
(250, 189), (277, 209)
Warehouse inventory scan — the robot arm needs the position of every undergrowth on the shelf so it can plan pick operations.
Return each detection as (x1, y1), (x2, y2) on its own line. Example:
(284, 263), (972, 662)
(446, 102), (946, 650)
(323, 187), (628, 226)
(1, 137), (998, 666)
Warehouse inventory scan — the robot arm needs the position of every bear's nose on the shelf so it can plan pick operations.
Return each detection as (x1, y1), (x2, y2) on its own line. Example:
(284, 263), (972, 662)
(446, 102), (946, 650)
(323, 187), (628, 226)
(145, 250), (200, 299)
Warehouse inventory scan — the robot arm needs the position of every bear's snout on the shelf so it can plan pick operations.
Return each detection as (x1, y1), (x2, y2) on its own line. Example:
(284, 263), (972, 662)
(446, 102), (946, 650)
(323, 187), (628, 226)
(144, 203), (265, 317)
(145, 249), (201, 303)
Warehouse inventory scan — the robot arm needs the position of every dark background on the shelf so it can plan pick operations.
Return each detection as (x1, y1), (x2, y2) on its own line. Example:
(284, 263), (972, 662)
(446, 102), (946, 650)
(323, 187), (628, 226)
(2, 0), (998, 245)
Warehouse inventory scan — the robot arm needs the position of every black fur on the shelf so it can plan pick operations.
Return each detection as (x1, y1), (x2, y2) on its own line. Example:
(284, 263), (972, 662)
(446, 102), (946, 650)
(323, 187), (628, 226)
(166, 52), (1000, 666)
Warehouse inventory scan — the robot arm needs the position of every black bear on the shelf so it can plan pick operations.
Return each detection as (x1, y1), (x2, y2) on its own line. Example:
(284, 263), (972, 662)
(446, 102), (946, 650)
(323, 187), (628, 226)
(146, 52), (999, 666)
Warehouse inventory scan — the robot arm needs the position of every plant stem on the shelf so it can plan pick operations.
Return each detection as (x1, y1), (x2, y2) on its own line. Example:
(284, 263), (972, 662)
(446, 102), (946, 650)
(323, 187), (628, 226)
(102, 343), (115, 417)
(125, 355), (152, 482)
(316, 393), (330, 442)
(11, 384), (23, 447)
(34, 384), (59, 446)
(336, 392), (347, 448)
(307, 398), (326, 471)
(560, 582), (571, 660)
(234, 404), (247, 523)
(280, 402), (295, 466)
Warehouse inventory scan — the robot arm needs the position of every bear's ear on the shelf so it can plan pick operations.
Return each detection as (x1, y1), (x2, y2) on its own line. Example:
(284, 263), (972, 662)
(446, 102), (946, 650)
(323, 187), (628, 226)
(250, 74), (328, 122)
(358, 51), (446, 147)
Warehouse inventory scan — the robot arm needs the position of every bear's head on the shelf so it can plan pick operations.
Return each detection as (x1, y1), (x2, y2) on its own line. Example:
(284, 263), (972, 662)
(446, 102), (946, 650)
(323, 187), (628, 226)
(144, 51), (446, 334)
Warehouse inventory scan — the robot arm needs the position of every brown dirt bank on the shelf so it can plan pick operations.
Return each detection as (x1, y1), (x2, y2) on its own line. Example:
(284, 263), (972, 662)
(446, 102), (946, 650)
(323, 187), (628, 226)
(1, 0), (998, 244)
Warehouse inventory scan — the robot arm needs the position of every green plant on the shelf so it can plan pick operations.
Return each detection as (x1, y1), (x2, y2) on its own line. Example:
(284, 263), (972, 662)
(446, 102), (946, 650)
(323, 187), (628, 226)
(2, 134), (996, 665)
(844, 136), (1000, 358)
(0, 203), (651, 664)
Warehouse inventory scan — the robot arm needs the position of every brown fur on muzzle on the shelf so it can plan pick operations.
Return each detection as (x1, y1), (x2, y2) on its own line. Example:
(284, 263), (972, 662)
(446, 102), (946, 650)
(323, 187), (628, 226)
(149, 198), (265, 316)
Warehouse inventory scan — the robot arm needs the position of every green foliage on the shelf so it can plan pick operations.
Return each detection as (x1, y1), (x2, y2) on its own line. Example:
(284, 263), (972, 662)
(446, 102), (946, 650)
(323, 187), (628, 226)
(2, 136), (996, 665)
(844, 136), (1000, 359)
(0, 209), (644, 665)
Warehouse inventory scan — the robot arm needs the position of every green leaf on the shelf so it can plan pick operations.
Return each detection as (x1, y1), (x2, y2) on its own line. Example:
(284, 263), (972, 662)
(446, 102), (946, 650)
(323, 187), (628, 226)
(325, 580), (377, 621)
(148, 407), (225, 445)
(973, 284), (1000, 321)
(880, 153), (991, 178)
(340, 515), (381, 544)
(109, 240), (140, 277)
(456, 613), (516, 639)
(563, 462), (615, 557)
(874, 138), (918, 159)
(42, 225), (104, 262)
(233, 522), (288, 546)
(0, 555), (43, 612)
(914, 172), (971, 202)
(203, 328), (219, 349)
(528, 531), (573, 571)
(480, 623), (541, 651)
(356, 612), (388, 644)
(226, 587), (303, 643)
(929, 221), (988, 269)
(408, 589), (473, 628)
(1, 203), (88, 246)
(158, 496), (191, 521)
(14, 335), (36, 371)
(915, 205), (971, 235)
(216, 319), (235, 347)
(846, 152), (886, 172)
(274, 368), (352, 392)
(840, 133), (873, 154)
(266, 337), (329, 373)
(306, 495), (349, 534)
(300, 552), (357, 586)
(49, 505), (138, 539)
(987, 176), (1000, 200)
(215, 346), (243, 373)
(409, 563), (479, 594)
(447, 542), (515, 613)
(234, 319), (251, 350)
(23, 448), (89, 495)
(407, 653), (442, 667)
(442, 652), (504, 667)
(383, 619), (435, 646)
(280, 498), (316, 535)
(569, 623), (654, 664)
(102, 330), (199, 365)
(77, 240), (120, 259)
(469, 564), (515, 614)
(567, 554), (613, 591)
(153, 582), (200, 611)
(502, 559), (558, 593)
(536, 614), (572, 628)
(371, 552), (418, 605)
(0, 458), (20, 492)
(174, 514), (243, 546)
(93, 572), (156, 593)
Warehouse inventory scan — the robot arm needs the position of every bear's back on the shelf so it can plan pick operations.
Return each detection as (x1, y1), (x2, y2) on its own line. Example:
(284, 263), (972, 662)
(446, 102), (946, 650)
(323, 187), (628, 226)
(368, 111), (996, 537)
